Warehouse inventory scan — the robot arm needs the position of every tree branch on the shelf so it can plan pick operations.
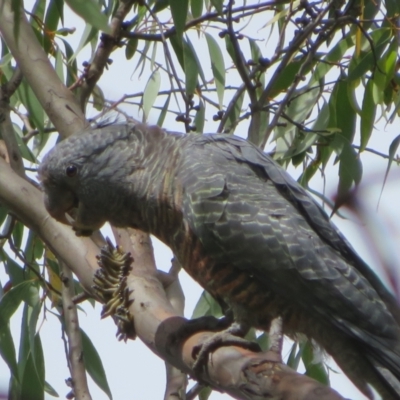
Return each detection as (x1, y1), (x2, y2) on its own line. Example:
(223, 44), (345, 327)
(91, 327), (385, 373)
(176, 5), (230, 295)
(122, 1), (287, 42)
(0, 70), (26, 178)
(260, 2), (337, 147)
(0, 0), (86, 138)
(79, 0), (137, 111)
(110, 229), (345, 400)
(60, 262), (92, 400)
(0, 157), (100, 293)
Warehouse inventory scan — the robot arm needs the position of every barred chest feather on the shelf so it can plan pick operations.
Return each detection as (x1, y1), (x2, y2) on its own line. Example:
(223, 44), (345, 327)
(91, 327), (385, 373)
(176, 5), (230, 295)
(142, 188), (315, 338)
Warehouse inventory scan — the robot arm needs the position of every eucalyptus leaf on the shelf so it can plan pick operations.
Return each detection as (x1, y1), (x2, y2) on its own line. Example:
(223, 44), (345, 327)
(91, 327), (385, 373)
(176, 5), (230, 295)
(81, 328), (113, 399)
(65, 0), (111, 33)
(142, 70), (161, 121)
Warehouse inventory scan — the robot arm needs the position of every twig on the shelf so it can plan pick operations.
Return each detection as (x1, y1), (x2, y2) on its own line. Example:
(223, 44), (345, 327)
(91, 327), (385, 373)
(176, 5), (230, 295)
(122, 1), (286, 42)
(226, 0), (256, 103)
(22, 127), (57, 142)
(143, 3), (188, 130)
(8, 235), (62, 296)
(60, 262), (92, 400)
(261, 2), (340, 147)
(79, 0), (137, 111)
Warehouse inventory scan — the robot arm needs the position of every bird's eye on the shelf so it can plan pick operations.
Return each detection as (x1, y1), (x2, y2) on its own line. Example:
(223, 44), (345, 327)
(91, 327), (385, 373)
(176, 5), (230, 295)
(66, 165), (77, 177)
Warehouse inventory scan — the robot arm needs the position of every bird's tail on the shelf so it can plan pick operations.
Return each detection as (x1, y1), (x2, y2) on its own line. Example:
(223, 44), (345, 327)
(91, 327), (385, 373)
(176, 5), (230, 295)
(367, 340), (400, 399)
(327, 329), (400, 400)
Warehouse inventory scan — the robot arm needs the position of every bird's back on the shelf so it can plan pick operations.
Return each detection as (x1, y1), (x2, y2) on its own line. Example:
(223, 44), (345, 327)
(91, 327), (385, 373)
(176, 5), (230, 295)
(167, 133), (400, 398)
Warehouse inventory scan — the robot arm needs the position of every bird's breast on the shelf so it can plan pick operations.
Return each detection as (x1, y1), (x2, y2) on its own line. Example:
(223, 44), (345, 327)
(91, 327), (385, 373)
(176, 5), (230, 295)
(167, 223), (311, 335)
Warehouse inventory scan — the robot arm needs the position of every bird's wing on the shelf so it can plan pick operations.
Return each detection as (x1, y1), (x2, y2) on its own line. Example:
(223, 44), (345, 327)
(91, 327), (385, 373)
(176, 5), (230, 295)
(178, 134), (399, 340)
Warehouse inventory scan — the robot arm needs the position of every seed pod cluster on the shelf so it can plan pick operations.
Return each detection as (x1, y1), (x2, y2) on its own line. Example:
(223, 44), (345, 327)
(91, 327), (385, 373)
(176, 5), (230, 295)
(93, 238), (135, 341)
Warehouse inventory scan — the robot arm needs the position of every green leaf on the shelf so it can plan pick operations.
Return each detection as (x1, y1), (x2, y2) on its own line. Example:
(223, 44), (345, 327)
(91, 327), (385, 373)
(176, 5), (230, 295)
(248, 109), (269, 147)
(268, 58), (302, 98)
(311, 35), (354, 84)
(210, 0), (223, 14)
(157, 95), (171, 127)
(68, 22), (98, 64)
(81, 328), (113, 400)
(386, 0), (400, 16)
(0, 324), (18, 382)
(274, 85), (321, 158)
(13, 123), (36, 162)
(169, 35), (184, 69)
(183, 39), (199, 96)
(0, 52), (13, 68)
(383, 40), (398, 89)
(3, 252), (25, 285)
(65, 0), (111, 33)
(186, 36), (207, 87)
(334, 139), (363, 212)
(378, 134), (400, 206)
(152, 0), (169, 14)
(348, 28), (391, 81)
(249, 38), (262, 64)
(194, 100), (205, 133)
(360, 79), (376, 152)
(60, 39), (78, 87)
(0, 281), (37, 382)
(198, 386), (212, 400)
(0, 282), (39, 319)
(256, 333), (269, 352)
(21, 350), (44, 400)
(18, 80), (45, 134)
(0, 206), (8, 227)
(289, 102), (330, 161)
(286, 341), (301, 370)
(44, 380), (59, 397)
(224, 35), (236, 64)
(142, 69), (161, 121)
(125, 38), (138, 60)
(332, 79), (356, 143)
(43, 0), (63, 53)
(191, 0), (203, 18)
(28, 302), (42, 366)
(134, 41), (151, 77)
(192, 291), (222, 318)
(33, 335), (45, 386)
(12, 221), (24, 249)
(224, 90), (245, 133)
(54, 47), (64, 83)
(92, 85), (105, 111)
(302, 341), (329, 385)
(11, 0), (23, 41)
(248, 39), (265, 97)
(206, 33), (225, 108)
(169, 0), (188, 37)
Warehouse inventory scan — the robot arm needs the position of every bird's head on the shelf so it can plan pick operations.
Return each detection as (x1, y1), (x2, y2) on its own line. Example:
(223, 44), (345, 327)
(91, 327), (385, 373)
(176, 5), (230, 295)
(38, 124), (144, 236)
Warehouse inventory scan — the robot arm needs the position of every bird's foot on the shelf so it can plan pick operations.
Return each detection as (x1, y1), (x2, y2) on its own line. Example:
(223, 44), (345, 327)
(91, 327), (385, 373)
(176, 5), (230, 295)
(191, 322), (261, 375)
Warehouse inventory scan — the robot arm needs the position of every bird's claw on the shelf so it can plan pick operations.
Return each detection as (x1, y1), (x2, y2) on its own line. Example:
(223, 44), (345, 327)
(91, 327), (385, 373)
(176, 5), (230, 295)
(192, 326), (261, 375)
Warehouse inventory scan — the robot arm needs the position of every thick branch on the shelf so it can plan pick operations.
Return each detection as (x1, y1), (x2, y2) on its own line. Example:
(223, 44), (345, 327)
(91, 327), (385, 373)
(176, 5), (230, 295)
(0, 69), (25, 178)
(113, 229), (345, 400)
(0, 0), (85, 137)
(0, 157), (99, 293)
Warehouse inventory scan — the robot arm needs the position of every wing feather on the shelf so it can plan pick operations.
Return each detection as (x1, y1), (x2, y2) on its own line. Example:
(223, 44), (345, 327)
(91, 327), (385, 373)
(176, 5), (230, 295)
(179, 134), (400, 340)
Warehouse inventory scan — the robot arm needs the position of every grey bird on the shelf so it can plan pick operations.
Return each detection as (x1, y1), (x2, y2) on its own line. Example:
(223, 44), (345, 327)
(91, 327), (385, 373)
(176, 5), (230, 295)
(39, 122), (400, 399)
